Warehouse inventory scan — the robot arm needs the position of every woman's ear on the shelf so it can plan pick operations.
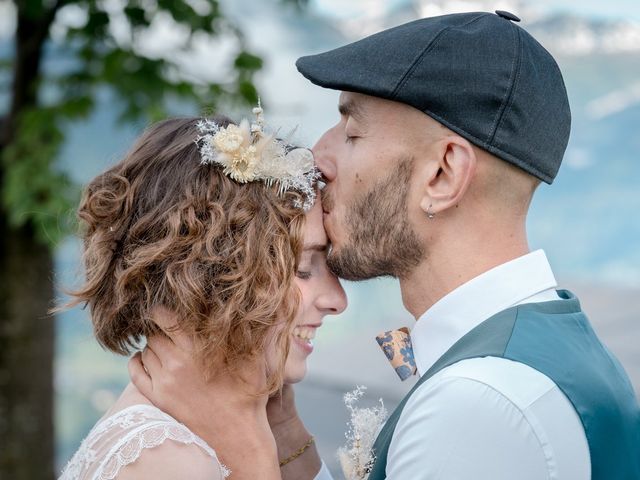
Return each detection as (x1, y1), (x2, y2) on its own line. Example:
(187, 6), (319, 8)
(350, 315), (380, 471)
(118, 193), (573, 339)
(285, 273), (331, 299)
(149, 305), (183, 340)
(418, 135), (477, 216)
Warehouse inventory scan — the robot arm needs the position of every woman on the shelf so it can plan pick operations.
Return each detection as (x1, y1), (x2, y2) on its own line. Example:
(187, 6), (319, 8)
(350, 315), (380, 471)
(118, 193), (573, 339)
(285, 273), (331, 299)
(59, 110), (347, 479)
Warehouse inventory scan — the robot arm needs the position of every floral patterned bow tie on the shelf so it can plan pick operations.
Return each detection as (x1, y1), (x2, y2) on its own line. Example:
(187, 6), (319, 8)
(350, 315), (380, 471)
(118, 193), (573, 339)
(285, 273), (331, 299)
(376, 327), (417, 381)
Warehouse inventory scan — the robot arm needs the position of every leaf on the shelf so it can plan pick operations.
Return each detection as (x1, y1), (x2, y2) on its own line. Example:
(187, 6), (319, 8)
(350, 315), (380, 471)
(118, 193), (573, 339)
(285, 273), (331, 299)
(84, 9), (110, 38)
(156, 0), (209, 26)
(1, 108), (78, 246)
(124, 6), (149, 28)
(237, 80), (259, 105)
(234, 51), (263, 71)
(59, 96), (94, 119)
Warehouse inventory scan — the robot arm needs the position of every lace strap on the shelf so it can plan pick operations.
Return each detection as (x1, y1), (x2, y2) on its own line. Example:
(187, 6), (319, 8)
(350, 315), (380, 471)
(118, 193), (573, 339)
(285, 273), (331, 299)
(60, 405), (163, 479)
(94, 420), (230, 479)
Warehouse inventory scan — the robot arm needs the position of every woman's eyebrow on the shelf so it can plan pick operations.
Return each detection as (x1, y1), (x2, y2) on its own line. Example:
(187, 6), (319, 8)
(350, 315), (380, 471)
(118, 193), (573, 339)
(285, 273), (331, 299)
(303, 243), (328, 252)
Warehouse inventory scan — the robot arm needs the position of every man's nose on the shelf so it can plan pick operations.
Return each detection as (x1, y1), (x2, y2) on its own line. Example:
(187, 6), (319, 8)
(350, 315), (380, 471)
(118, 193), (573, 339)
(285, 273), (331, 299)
(312, 128), (338, 182)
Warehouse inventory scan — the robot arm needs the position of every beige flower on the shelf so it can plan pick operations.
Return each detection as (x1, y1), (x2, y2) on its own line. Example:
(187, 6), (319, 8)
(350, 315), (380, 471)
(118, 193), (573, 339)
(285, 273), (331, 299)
(195, 109), (318, 210)
(225, 145), (258, 183)
(212, 124), (246, 154)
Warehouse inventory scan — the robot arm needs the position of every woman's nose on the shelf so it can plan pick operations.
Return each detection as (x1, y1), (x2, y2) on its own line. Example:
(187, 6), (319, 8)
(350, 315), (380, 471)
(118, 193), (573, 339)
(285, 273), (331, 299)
(317, 276), (348, 316)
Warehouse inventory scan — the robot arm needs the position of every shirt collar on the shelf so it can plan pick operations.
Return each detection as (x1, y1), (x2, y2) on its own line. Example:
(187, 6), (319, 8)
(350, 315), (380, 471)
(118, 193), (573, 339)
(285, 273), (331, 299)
(410, 250), (558, 375)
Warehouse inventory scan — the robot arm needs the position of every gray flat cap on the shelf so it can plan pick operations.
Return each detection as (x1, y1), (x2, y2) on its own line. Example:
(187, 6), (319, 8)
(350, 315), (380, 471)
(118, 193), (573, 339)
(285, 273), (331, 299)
(296, 11), (571, 184)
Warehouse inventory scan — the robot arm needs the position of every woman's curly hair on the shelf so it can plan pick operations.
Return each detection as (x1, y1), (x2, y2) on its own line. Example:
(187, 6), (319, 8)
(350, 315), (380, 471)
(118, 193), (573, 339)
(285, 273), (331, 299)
(65, 116), (306, 392)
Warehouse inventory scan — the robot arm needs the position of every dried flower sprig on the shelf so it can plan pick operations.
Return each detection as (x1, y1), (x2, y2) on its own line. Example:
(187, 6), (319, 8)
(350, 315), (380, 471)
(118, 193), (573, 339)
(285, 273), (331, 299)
(338, 386), (388, 480)
(195, 102), (319, 210)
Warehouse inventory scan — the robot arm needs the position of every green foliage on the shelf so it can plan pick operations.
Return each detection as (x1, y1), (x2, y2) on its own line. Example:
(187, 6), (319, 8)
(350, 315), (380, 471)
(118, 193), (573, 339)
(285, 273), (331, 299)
(2, 108), (78, 245)
(1, 0), (265, 248)
(234, 51), (264, 71)
(234, 51), (263, 105)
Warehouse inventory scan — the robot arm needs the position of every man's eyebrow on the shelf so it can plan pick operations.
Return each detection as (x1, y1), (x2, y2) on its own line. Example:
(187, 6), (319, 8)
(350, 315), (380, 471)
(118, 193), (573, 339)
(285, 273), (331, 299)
(303, 243), (328, 252)
(338, 99), (366, 123)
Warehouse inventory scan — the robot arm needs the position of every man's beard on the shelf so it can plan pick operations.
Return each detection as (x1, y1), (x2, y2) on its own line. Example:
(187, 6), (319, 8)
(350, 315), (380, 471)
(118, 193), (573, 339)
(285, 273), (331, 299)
(324, 156), (424, 281)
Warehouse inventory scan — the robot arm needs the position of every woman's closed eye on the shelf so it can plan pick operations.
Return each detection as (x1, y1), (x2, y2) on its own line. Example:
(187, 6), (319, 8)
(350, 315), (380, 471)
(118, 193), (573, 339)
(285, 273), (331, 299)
(297, 244), (329, 281)
(296, 270), (312, 280)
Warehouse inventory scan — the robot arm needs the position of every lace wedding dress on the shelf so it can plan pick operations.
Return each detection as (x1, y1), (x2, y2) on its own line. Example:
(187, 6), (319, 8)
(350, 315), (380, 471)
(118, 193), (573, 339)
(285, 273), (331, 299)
(59, 404), (230, 479)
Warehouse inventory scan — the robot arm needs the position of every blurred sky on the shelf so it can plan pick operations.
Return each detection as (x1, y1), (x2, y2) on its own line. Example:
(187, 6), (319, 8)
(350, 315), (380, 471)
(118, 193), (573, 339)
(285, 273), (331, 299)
(522, 0), (640, 20)
(1, 0), (640, 40)
(312, 0), (640, 21)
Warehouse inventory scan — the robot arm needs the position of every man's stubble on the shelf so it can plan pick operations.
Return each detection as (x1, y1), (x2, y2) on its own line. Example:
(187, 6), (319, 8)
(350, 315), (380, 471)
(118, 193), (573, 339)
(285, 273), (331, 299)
(324, 156), (424, 281)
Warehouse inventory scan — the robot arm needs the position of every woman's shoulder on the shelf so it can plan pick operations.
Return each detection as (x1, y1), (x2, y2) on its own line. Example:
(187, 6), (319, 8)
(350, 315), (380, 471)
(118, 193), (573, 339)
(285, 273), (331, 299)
(61, 403), (229, 479)
(114, 436), (228, 480)
(100, 403), (229, 479)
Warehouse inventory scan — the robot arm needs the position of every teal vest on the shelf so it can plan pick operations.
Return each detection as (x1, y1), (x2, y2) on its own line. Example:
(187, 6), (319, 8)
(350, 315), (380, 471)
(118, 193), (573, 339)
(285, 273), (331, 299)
(369, 290), (640, 480)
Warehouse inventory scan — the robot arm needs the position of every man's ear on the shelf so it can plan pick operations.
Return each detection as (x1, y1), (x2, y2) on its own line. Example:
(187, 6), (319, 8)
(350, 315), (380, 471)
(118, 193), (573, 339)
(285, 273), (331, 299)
(418, 135), (477, 216)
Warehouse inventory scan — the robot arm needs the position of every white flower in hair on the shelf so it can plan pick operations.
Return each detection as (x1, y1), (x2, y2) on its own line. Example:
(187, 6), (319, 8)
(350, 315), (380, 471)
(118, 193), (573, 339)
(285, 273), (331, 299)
(212, 123), (245, 153)
(196, 102), (319, 210)
(338, 386), (387, 480)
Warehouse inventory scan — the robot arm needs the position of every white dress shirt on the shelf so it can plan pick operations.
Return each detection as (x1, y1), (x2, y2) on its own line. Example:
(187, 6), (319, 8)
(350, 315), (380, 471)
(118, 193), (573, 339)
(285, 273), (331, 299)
(315, 250), (591, 480)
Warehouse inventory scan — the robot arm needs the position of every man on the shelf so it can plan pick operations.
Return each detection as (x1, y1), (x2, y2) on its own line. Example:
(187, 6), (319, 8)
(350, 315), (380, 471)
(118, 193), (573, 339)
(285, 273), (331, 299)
(131, 11), (640, 479)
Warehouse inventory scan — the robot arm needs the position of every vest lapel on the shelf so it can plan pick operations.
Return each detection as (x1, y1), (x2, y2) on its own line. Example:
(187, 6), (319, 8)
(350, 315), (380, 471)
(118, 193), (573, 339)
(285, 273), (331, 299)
(367, 307), (519, 480)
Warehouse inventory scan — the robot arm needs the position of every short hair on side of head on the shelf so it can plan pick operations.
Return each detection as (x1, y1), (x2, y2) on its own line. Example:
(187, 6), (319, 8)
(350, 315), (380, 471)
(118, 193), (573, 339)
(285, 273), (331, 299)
(62, 116), (306, 393)
(473, 146), (542, 213)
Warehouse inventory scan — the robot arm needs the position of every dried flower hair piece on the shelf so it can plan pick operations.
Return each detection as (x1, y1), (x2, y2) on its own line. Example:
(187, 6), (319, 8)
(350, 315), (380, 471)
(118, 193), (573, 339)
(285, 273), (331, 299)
(195, 103), (319, 210)
(338, 386), (388, 480)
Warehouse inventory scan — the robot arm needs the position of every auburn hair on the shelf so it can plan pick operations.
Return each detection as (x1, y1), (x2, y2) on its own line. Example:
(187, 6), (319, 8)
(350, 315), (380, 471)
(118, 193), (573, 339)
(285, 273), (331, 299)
(65, 116), (306, 392)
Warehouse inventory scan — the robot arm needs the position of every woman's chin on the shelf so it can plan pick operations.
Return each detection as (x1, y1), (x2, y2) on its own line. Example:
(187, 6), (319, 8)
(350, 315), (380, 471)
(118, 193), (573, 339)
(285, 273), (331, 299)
(283, 365), (307, 385)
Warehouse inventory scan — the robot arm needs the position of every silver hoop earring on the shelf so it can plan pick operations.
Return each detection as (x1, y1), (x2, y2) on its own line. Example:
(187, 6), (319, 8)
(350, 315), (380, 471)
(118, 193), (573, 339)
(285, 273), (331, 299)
(427, 204), (436, 219)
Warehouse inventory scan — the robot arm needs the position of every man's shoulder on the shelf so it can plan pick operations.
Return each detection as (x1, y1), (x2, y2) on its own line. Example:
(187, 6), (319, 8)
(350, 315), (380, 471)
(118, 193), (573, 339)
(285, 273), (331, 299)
(397, 356), (588, 451)
(388, 358), (591, 480)
(424, 356), (558, 410)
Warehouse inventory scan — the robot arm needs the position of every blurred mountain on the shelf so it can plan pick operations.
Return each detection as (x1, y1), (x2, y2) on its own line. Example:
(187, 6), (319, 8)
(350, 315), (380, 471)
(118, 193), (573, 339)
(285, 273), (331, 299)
(326, 0), (640, 56)
(527, 15), (640, 56)
(527, 14), (640, 55)
(527, 52), (640, 287)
